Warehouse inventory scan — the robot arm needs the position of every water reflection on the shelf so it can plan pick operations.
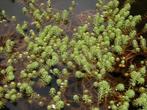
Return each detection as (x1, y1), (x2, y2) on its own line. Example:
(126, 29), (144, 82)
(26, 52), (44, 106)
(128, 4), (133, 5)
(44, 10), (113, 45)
(52, 0), (97, 13)
(0, 0), (28, 23)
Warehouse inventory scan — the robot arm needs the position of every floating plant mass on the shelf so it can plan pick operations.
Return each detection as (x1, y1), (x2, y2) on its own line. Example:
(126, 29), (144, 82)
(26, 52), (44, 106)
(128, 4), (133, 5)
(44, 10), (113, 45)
(0, 0), (147, 110)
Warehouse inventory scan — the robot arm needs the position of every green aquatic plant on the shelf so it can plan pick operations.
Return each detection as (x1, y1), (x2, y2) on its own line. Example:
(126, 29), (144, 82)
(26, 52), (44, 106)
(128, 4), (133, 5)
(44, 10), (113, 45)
(133, 93), (147, 110)
(97, 80), (111, 100)
(0, 0), (146, 110)
(125, 89), (135, 99)
(73, 94), (80, 102)
(115, 83), (125, 91)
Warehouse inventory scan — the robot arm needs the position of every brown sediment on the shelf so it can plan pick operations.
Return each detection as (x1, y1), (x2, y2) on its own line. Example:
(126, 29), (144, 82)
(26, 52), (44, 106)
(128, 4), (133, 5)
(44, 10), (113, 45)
(0, 21), (16, 46)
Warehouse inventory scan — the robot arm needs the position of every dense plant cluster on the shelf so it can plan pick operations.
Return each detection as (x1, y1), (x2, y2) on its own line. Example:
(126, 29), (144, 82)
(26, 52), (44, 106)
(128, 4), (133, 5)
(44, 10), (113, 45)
(0, 0), (146, 110)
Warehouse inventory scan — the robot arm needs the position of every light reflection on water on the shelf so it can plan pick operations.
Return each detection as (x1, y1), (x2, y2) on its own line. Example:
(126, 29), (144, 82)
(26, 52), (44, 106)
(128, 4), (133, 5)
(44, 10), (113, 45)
(52, 0), (97, 13)
(0, 0), (29, 23)
(0, 0), (97, 23)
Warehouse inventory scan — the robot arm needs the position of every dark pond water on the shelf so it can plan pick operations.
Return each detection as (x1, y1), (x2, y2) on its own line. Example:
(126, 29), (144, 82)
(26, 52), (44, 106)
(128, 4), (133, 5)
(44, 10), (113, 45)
(0, 0), (147, 110)
(0, 0), (29, 23)
(52, 0), (97, 12)
(0, 0), (97, 23)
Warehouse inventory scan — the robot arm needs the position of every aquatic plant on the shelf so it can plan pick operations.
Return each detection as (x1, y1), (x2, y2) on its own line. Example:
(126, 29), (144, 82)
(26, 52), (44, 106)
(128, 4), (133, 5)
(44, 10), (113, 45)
(0, 0), (146, 110)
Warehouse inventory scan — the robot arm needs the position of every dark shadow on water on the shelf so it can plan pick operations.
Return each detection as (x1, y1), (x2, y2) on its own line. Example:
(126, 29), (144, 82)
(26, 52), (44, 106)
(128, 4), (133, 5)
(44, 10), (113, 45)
(130, 0), (147, 16)
(5, 99), (46, 110)
(33, 74), (59, 96)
